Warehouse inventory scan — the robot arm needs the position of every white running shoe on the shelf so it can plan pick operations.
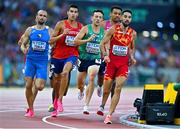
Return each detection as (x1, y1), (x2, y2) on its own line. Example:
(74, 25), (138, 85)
(97, 86), (102, 97)
(83, 105), (89, 115)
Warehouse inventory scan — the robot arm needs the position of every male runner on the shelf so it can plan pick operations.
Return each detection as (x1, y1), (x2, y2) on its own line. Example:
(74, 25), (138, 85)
(100, 10), (136, 124)
(20, 10), (53, 117)
(74, 9), (104, 114)
(50, 4), (83, 117)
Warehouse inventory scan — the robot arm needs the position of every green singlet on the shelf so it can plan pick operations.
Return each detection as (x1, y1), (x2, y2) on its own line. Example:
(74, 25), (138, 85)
(78, 24), (104, 60)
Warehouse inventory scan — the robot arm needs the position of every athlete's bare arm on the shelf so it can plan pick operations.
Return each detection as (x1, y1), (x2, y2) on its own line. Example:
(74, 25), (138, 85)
(18, 34), (25, 46)
(129, 31), (137, 66)
(74, 26), (96, 45)
(100, 26), (114, 56)
(49, 21), (65, 44)
(20, 27), (31, 54)
(100, 20), (110, 57)
(48, 27), (54, 45)
(100, 26), (115, 63)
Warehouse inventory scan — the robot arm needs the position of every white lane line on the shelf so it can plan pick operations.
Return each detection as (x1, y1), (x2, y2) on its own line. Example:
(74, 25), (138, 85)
(119, 114), (173, 129)
(42, 111), (126, 129)
(42, 112), (81, 129)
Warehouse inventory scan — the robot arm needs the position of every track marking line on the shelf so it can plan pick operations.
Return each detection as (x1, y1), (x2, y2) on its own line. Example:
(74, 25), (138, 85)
(119, 114), (173, 129)
(42, 112), (81, 129)
(42, 111), (125, 129)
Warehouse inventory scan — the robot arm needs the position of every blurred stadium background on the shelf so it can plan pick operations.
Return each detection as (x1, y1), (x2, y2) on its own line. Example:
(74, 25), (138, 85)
(0, 0), (179, 87)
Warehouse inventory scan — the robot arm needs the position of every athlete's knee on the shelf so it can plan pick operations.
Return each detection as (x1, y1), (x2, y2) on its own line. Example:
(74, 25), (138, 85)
(114, 84), (122, 94)
(89, 73), (96, 81)
(61, 70), (69, 77)
(34, 80), (45, 91)
(37, 86), (44, 91)
(103, 86), (110, 95)
(36, 84), (45, 91)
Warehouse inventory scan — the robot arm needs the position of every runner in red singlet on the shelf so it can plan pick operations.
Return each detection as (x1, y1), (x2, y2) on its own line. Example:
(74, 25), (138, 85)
(49, 4), (83, 117)
(100, 10), (137, 124)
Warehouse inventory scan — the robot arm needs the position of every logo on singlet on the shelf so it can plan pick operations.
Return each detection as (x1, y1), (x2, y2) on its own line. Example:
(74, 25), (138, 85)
(37, 34), (42, 38)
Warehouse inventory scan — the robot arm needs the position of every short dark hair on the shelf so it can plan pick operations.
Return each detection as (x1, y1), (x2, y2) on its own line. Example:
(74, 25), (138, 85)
(122, 9), (132, 15)
(93, 9), (104, 16)
(68, 4), (79, 11)
(111, 6), (122, 12)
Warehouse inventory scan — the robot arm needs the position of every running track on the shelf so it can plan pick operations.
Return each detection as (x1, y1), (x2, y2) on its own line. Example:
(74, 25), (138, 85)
(0, 87), (143, 129)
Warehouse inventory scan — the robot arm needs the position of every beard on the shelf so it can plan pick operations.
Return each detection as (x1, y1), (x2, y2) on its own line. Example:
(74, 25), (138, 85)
(38, 20), (45, 25)
(122, 22), (129, 27)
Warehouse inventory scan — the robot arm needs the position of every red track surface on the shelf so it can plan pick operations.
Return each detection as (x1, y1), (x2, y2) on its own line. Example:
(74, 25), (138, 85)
(0, 87), (143, 129)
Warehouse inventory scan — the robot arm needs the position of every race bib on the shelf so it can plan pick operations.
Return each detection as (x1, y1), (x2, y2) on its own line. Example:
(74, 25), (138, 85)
(32, 41), (46, 51)
(86, 42), (100, 54)
(65, 36), (75, 46)
(112, 45), (128, 56)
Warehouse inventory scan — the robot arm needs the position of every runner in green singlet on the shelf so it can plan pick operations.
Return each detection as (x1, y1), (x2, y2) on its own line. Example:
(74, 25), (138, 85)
(74, 9), (104, 115)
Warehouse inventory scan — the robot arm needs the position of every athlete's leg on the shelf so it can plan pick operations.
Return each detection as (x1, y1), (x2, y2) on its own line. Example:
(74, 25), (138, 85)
(97, 73), (104, 97)
(53, 74), (61, 99)
(48, 78), (55, 112)
(109, 76), (127, 115)
(24, 59), (36, 114)
(50, 79), (55, 102)
(97, 61), (106, 88)
(77, 71), (87, 100)
(63, 71), (71, 96)
(77, 71), (87, 92)
(50, 74), (61, 116)
(25, 77), (34, 110)
(58, 62), (73, 102)
(85, 65), (100, 106)
(110, 81), (115, 98)
(97, 73), (104, 87)
(49, 62), (55, 102)
(32, 80), (38, 104)
(97, 62), (115, 116)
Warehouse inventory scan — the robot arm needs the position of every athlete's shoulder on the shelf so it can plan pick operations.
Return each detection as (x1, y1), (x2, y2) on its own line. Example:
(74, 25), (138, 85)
(128, 26), (136, 34)
(82, 25), (88, 29)
(56, 20), (65, 26)
(78, 21), (83, 28)
(78, 25), (88, 34)
(25, 26), (34, 34)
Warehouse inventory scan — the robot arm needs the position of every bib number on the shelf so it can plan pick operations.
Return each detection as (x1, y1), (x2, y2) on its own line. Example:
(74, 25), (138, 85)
(86, 42), (100, 54)
(32, 41), (46, 51)
(65, 36), (75, 46)
(112, 45), (128, 56)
